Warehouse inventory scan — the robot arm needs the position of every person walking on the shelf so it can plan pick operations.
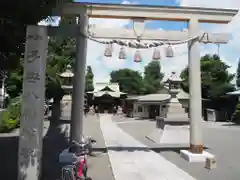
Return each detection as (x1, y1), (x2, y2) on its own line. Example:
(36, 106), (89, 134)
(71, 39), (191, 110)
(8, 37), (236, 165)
(95, 105), (99, 118)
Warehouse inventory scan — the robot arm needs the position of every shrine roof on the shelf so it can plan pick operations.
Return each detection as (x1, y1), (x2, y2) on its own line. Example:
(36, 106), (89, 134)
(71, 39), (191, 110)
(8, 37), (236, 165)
(91, 91), (126, 98)
(127, 94), (171, 103)
(94, 82), (121, 92)
(87, 82), (127, 97)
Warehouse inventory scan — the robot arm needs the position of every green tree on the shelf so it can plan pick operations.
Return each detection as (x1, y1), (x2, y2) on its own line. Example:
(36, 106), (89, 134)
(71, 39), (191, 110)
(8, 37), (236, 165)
(143, 61), (164, 94)
(0, 0), (72, 71)
(85, 66), (94, 92)
(45, 36), (76, 123)
(236, 58), (240, 88)
(4, 36), (75, 100)
(180, 54), (235, 99)
(0, 96), (21, 133)
(110, 68), (145, 95)
(5, 60), (23, 98)
(45, 16), (76, 105)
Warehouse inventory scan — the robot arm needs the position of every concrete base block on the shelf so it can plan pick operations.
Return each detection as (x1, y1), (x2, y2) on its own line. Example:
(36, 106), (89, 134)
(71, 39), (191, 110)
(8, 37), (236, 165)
(160, 125), (189, 144)
(145, 129), (164, 143)
(180, 150), (215, 163)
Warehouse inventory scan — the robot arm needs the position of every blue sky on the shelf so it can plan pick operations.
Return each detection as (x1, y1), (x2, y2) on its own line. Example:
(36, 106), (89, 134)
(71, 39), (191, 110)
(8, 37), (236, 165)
(40, 0), (240, 82)
(78, 0), (188, 30)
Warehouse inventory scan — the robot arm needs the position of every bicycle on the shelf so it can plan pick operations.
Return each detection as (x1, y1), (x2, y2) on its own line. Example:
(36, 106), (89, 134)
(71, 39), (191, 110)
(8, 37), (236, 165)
(59, 140), (95, 180)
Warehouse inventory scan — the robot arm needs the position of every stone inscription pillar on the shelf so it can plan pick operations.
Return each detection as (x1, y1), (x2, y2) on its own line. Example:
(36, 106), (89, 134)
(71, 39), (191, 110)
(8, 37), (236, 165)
(18, 25), (48, 180)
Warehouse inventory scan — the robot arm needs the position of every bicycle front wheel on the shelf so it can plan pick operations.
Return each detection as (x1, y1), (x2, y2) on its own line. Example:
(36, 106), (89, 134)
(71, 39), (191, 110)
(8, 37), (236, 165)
(61, 165), (76, 180)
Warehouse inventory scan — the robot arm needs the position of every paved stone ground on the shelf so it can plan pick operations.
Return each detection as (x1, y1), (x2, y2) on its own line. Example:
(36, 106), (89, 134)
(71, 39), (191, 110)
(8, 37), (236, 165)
(117, 115), (240, 180)
(101, 114), (197, 180)
(113, 115), (158, 147)
(54, 104), (114, 180)
(84, 114), (115, 180)
(0, 104), (113, 180)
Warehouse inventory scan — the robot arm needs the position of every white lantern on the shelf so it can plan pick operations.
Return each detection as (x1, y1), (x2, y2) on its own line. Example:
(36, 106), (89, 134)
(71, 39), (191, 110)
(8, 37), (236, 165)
(152, 48), (161, 60)
(165, 45), (174, 58)
(118, 46), (127, 59)
(104, 44), (113, 57)
(134, 50), (142, 62)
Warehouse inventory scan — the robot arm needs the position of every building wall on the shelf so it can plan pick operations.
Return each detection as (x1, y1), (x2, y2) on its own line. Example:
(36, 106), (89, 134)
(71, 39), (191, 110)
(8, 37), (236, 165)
(133, 103), (168, 119)
(133, 103), (149, 118)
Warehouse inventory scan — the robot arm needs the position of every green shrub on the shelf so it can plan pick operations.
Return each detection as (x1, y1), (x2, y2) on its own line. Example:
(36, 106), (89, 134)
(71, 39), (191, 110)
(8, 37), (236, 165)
(232, 102), (240, 124)
(0, 96), (21, 133)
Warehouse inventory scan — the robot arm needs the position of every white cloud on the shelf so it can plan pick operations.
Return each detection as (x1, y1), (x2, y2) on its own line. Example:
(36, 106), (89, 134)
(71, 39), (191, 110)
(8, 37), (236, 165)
(38, 16), (60, 26)
(178, 0), (240, 9)
(177, 0), (240, 76)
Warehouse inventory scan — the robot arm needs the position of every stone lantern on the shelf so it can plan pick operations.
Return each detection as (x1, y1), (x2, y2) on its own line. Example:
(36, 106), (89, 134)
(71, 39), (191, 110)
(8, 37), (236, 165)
(168, 71), (182, 98)
(166, 71), (189, 120)
(60, 65), (74, 105)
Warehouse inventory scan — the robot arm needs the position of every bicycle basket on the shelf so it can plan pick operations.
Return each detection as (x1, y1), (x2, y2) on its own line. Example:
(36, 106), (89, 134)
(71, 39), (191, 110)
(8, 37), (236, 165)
(69, 140), (88, 156)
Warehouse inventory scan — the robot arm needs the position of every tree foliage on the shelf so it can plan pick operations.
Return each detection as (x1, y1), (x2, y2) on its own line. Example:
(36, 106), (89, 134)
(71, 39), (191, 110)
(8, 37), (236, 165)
(45, 37), (75, 101)
(5, 36), (75, 100)
(0, 0), (71, 71)
(109, 61), (165, 95)
(180, 54), (235, 99)
(236, 59), (240, 88)
(0, 96), (21, 133)
(5, 36), (95, 101)
(5, 60), (23, 98)
(85, 66), (94, 92)
(143, 61), (164, 94)
(110, 68), (145, 95)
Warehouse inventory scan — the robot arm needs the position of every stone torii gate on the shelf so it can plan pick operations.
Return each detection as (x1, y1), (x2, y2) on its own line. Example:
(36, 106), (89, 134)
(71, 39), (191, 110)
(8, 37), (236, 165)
(18, 2), (238, 180)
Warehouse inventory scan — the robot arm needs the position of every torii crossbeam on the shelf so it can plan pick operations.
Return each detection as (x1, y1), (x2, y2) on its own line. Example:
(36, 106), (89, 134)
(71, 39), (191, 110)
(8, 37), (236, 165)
(48, 25), (229, 44)
(53, 2), (237, 23)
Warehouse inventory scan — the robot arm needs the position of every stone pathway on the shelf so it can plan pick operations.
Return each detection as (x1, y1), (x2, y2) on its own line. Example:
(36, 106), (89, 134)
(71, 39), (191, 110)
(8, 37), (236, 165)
(99, 114), (197, 180)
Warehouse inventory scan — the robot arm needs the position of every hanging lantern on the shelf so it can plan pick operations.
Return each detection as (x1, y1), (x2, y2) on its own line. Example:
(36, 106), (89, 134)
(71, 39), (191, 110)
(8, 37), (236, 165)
(119, 46), (127, 59)
(104, 44), (113, 57)
(134, 50), (142, 62)
(165, 45), (174, 58)
(152, 48), (161, 60)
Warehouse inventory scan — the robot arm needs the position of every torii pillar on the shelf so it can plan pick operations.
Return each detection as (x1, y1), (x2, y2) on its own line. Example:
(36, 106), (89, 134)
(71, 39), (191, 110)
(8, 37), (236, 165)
(188, 18), (203, 154)
(179, 18), (213, 162)
(70, 8), (88, 143)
